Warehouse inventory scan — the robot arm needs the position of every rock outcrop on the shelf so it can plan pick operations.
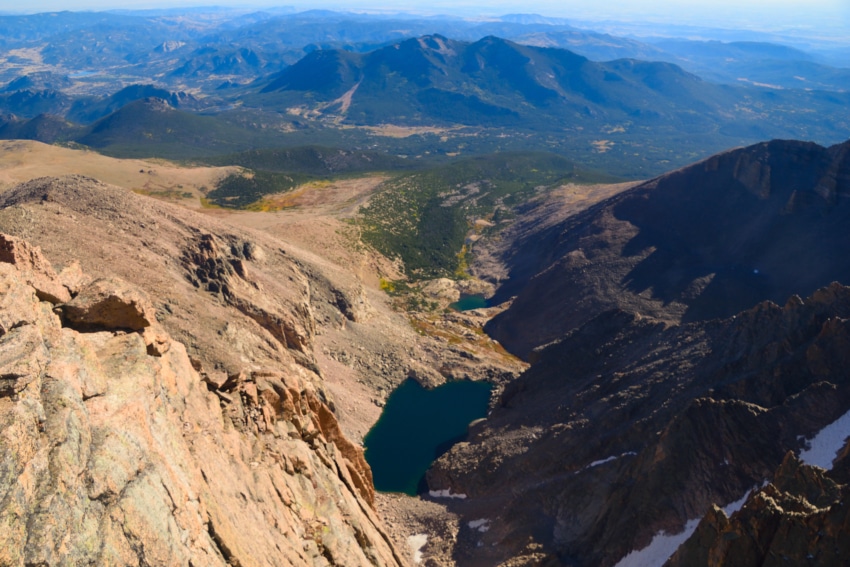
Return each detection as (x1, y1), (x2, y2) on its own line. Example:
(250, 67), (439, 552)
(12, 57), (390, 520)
(0, 176), (354, 381)
(668, 450), (850, 567)
(0, 235), (404, 564)
(0, 233), (71, 304)
(59, 276), (158, 331)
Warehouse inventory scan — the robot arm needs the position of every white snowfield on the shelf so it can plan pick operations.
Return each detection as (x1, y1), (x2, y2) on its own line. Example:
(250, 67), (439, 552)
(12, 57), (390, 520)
(468, 519), (490, 532)
(799, 408), (850, 470)
(723, 486), (757, 516)
(576, 452), (638, 475)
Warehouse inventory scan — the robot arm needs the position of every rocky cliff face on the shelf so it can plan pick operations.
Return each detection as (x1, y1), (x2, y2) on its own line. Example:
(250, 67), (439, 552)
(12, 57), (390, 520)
(0, 233), (404, 566)
(485, 139), (850, 359)
(668, 450), (850, 567)
(427, 283), (850, 566)
(0, 174), (428, 566)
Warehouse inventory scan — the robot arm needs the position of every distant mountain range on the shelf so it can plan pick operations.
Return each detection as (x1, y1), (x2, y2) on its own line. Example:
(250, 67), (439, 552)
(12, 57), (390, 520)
(0, 10), (847, 176)
(0, 33), (847, 176)
(254, 34), (849, 137)
(0, 9), (847, 96)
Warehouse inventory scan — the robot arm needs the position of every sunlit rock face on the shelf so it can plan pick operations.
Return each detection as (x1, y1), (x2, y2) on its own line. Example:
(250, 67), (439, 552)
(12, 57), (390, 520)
(0, 232), (405, 567)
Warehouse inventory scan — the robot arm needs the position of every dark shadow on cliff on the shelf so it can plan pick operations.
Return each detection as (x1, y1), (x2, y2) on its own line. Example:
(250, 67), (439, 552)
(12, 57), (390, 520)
(613, 139), (850, 323)
(485, 138), (850, 359)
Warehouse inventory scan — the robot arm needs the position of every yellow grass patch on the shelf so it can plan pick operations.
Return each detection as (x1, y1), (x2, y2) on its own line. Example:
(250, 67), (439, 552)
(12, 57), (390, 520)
(3, 47), (45, 65)
(246, 176), (389, 213)
(358, 124), (459, 138)
(0, 140), (239, 201)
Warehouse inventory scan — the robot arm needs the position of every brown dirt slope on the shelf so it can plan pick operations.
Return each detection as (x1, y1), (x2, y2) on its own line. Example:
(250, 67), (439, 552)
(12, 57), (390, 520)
(0, 139), (237, 196)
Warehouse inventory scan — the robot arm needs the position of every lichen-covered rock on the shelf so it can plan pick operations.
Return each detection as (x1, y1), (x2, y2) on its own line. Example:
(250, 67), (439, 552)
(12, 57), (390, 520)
(0, 263), (40, 336)
(57, 260), (90, 296)
(0, 322), (48, 396)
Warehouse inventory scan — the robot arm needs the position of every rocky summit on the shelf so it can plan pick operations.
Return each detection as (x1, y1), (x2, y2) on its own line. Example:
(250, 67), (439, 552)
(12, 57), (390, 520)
(0, 233), (404, 566)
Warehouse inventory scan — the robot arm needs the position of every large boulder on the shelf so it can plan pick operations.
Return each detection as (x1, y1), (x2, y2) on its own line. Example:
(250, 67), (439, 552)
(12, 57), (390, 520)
(59, 277), (157, 331)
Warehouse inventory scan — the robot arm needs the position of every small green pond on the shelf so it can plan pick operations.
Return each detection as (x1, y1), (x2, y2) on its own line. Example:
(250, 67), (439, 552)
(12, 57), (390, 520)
(449, 294), (490, 311)
(363, 379), (492, 495)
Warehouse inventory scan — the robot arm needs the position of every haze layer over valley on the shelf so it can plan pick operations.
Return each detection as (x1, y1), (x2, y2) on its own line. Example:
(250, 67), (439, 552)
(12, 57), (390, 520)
(0, 4), (849, 567)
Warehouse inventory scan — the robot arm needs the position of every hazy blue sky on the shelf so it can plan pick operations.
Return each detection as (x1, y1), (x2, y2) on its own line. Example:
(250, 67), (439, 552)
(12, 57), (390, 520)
(3, 0), (849, 32)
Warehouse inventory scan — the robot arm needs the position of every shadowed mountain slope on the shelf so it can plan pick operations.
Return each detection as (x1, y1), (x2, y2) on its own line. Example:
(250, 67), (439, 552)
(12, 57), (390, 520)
(76, 98), (266, 158)
(429, 283), (850, 566)
(0, 112), (83, 143)
(485, 138), (850, 358)
(433, 137), (850, 564)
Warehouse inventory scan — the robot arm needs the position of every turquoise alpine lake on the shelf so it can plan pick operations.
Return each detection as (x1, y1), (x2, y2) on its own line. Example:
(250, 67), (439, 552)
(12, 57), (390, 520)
(363, 379), (492, 495)
(449, 294), (489, 311)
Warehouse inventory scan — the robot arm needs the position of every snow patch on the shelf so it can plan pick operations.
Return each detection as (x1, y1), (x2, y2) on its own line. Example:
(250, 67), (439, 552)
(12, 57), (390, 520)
(723, 488), (755, 516)
(576, 452), (638, 474)
(799, 408), (850, 470)
(614, 488), (768, 567)
(613, 519), (700, 567)
(407, 534), (428, 564)
(468, 519), (490, 532)
(588, 455), (620, 468)
(428, 489), (467, 499)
